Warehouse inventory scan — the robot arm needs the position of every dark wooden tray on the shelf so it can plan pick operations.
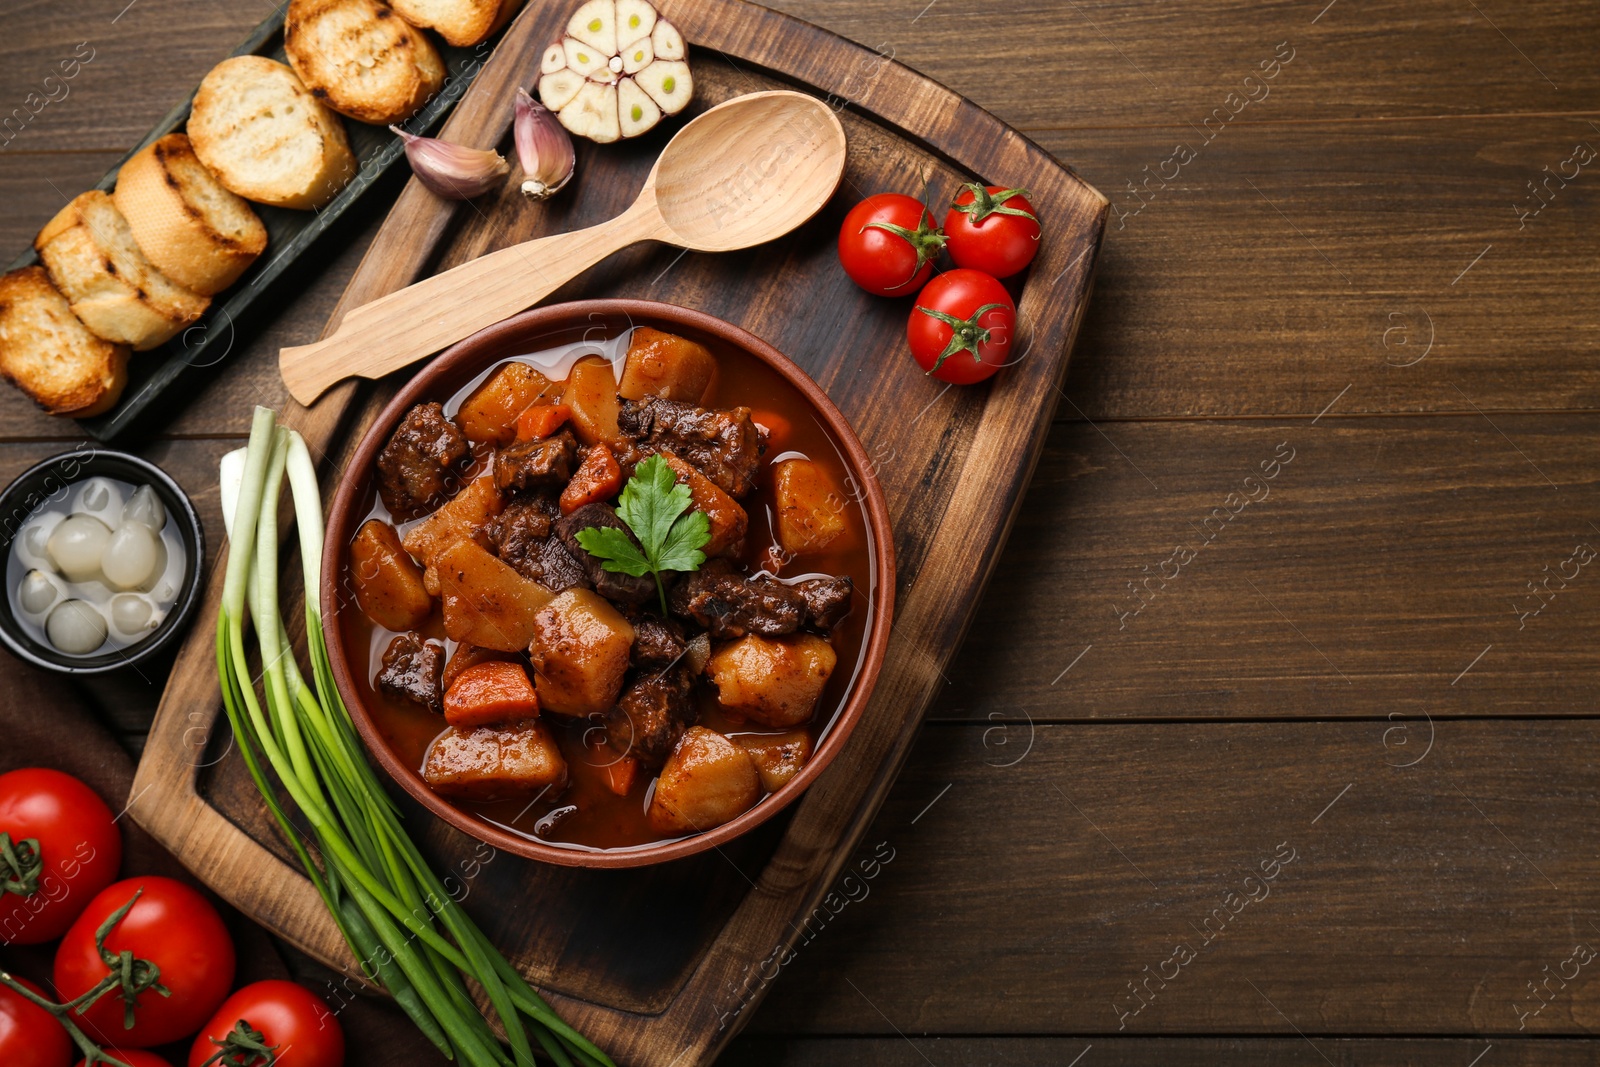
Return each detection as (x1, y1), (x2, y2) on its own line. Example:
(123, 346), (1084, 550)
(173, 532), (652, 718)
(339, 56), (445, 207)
(5, 11), (494, 442)
(130, 1), (1106, 1062)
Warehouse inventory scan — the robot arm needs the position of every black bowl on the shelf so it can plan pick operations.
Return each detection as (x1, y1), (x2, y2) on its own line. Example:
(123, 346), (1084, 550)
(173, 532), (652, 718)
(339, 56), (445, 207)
(0, 447), (205, 675)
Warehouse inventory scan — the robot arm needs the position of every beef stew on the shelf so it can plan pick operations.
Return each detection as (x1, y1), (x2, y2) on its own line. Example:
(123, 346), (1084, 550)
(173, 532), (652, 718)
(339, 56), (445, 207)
(339, 323), (873, 852)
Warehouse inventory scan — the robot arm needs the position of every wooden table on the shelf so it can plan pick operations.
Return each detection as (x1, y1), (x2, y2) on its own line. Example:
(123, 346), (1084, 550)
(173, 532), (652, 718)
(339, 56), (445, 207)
(5, 1), (1599, 1061)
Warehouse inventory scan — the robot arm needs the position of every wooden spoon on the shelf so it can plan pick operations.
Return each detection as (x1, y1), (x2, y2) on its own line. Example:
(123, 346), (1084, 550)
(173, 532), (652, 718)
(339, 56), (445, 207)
(279, 90), (848, 405)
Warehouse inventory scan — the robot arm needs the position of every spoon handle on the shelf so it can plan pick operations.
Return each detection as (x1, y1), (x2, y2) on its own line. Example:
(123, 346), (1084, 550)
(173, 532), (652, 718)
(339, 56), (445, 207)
(279, 205), (660, 406)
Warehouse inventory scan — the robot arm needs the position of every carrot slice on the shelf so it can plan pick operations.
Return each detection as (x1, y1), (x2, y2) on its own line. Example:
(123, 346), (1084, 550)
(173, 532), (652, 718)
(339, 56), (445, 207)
(600, 755), (639, 796)
(514, 403), (571, 441)
(559, 443), (623, 515)
(442, 661), (540, 728)
(749, 409), (791, 448)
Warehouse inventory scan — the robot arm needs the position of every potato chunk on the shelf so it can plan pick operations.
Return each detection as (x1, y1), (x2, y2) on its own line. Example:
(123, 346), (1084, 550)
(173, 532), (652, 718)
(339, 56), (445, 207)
(528, 588), (636, 716)
(708, 634), (837, 728)
(454, 362), (554, 444)
(659, 450), (746, 556)
(402, 474), (503, 596)
(422, 720), (568, 801)
(647, 726), (761, 835)
(773, 458), (847, 554)
(734, 730), (814, 792)
(437, 538), (553, 651)
(350, 519), (432, 631)
(560, 356), (624, 446)
(619, 327), (717, 403)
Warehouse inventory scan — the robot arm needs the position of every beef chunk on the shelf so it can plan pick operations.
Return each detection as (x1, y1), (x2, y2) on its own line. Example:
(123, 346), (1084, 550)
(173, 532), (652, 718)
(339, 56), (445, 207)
(617, 396), (763, 498)
(487, 496), (589, 592)
(605, 666), (697, 768)
(631, 615), (688, 670)
(487, 493), (558, 548)
(377, 402), (469, 518)
(796, 576), (853, 630)
(553, 503), (657, 605)
(376, 632), (445, 713)
(668, 558), (804, 639)
(495, 429), (578, 492)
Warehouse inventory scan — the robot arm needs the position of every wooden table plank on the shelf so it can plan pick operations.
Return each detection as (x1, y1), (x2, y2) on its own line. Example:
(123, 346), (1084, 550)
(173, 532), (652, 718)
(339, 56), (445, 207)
(942, 414), (1600, 722)
(724, 1036), (1575, 1065)
(1049, 116), (1600, 419)
(741, 719), (1600, 1035)
(7, 0), (1596, 148)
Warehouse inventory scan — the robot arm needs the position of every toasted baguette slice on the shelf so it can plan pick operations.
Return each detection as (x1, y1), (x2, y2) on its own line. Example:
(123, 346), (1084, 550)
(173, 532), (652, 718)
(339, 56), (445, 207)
(389, 0), (523, 47)
(286, 0), (446, 125)
(35, 191), (210, 351)
(113, 133), (268, 296)
(0, 267), (130, 417)
(188, 56), (356, 210)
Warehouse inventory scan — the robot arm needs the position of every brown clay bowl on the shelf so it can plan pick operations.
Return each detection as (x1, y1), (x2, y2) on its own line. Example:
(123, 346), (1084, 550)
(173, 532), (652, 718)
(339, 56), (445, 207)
(322, 300), (895, 868)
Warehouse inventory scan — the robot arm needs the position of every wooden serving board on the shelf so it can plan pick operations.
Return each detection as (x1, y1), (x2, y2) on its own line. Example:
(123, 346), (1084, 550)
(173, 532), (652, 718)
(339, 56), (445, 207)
(130, 1), (1106, 1062)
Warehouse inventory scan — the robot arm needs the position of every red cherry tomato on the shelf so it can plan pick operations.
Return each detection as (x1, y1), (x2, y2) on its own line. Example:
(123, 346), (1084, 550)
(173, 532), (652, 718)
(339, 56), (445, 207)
(837, 193), (946, 296)
(907, 269), (1017, 385)
(78, 1051), (173, 1067)
(0, 977), (73, 1067)
(54, 876), (235, 1048)
(943, 184), (1041, 278)
(0, 768), (122, 945)
(189, 981), (344, 1067)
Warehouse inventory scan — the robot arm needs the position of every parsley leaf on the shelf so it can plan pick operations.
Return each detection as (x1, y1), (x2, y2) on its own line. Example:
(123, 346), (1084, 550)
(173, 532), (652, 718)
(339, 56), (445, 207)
(574, 454), (710, 613)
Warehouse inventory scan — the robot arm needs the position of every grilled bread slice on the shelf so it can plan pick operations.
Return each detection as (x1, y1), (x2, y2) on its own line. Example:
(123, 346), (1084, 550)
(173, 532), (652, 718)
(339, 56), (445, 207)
(35, 191), (210, 351)
(285, 0), (446, 125)
(113, 133), (268, 296)
(0, 267), (130, 417)
(188, 56), (356, 210)
(388, 0), (523, 47)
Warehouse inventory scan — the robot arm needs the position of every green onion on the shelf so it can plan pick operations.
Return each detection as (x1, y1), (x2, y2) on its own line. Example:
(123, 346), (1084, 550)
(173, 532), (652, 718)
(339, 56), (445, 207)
(216, 406), (614, 1067)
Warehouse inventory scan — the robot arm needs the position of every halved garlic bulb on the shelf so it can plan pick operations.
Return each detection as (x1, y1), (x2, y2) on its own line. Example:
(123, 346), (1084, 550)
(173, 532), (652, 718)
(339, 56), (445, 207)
(538, 0), (692, 143)
(19, 570), (63, 616)
(122, 485), (166, 531)
(102, 522), (161, 590)
(73, 477), (124, 527)
(46, 600), (107, 655)
(47, 515), (111, 582)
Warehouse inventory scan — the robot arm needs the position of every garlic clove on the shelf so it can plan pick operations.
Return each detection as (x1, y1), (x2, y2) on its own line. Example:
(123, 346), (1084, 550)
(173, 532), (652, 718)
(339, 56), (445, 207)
(515, 87), (576, 200)
(541, 43), (568, 76)
(567, 0), (618, 55)
(621, 37), (654, 75)
(564, 37), (613, 81)
(634, 60), (693, 115)
(617, 78), (661, 139)
(19, 569), (63, 616)
(47, 599), (107, 655)
(72, 477), (123, 528)
(651, 17), (686, 62)
(615, 0), (658, 49)
(48, 514), (111, 582)
(539, 68), (585, 111)
(560, 81), (622, 143)
(391, 126), (510, 200)
(122, 485), (166, 532)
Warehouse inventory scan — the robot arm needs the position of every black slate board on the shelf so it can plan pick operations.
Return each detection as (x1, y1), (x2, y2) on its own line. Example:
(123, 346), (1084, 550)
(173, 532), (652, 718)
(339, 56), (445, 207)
(6, 11), (497, 441)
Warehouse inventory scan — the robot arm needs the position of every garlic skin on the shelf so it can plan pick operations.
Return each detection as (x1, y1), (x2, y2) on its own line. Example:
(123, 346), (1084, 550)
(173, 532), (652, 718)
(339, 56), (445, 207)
(515, 88), (576, 201)
(390, 126), (511, 200)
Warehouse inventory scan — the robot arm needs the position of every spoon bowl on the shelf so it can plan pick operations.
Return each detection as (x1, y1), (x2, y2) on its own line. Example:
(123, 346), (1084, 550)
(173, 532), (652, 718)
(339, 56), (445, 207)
(649, 91), (846, 252)
(279, 91), (848, 405)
